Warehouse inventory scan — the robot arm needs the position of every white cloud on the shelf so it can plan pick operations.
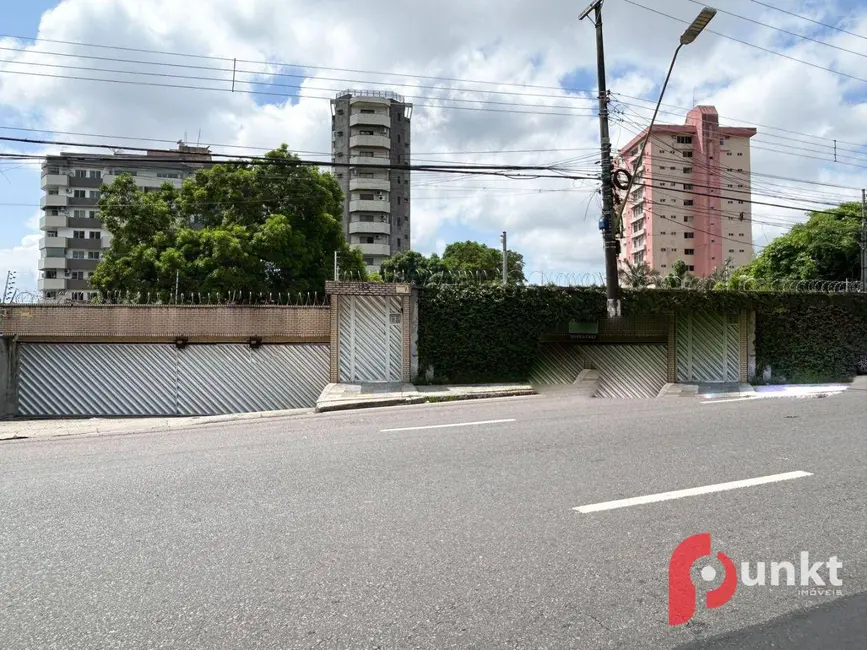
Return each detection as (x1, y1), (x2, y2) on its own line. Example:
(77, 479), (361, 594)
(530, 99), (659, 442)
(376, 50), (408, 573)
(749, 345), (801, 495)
(0, 212), (41, 294)
(0, 0), (865, 283)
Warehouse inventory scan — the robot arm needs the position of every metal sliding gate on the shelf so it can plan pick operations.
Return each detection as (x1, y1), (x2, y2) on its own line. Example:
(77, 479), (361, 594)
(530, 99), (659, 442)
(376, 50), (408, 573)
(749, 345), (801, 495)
(17, 343), (330, 416)
(338, 295), (403, 383)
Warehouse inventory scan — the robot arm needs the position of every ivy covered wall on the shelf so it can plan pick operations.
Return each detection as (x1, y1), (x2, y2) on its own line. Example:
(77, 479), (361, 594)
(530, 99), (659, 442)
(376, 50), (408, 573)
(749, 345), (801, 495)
(417, 285), (867, 384)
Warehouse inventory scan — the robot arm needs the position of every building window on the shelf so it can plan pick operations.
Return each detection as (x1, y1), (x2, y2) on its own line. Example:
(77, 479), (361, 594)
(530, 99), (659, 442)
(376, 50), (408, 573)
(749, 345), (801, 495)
(74, 169), (87, 178)
(661, 264), (667, 268)
(740, 249), (746, 253)
(73, 209), (86, 218)
(684, 232), (694, 239)
(676, 136), (692, 144)
(157, 172), (180, 179)
(70, 271), (85, 280)
(45, 270), (57, 279)
(729, 249), (735, 253)
(737, 168), (743, 172)
(397, 196), (401, 205)
(737, 152), (743, 156)
(89, 231), (101, 239)
(90, 210), (99, 219)
(683, 183), (693, 190)
(73, 189), (86, 198)
(684, 248), (695, 255)
(688, 265), (695, 271)
(683, 200), (694, 206)
(360, 152), (374, 158)
(360, 193), (374, 200)
(88, 251), (100, 260)
(683, 167), (692, 174)
(89, 190), (100, 199)
(73, 230), (85, 239)
(362, 236), (375, 244)
(728, 200), (734, 204)
(397, 238), (401, 247)
(360, 109), (375, 114)
(72, 250), (85, 259)
(89, 170), (102, 179)
(363, 256), (374, 265)
(738, 200), (744, 204)
(683, 216), (689, 222)
(660, 247), (667, 252)
(46, 230), (58, 237)
(682, 151), (693, 158)
(71, 292), (85, 301)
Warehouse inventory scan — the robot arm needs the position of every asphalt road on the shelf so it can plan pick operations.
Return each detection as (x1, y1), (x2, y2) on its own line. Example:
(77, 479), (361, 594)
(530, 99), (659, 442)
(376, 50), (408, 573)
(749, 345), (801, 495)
(1, 390), (865, 649)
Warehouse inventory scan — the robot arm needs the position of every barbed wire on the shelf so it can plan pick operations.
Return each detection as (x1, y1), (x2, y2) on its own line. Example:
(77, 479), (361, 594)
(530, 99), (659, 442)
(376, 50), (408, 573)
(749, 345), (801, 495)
(4, 289), (329, 306)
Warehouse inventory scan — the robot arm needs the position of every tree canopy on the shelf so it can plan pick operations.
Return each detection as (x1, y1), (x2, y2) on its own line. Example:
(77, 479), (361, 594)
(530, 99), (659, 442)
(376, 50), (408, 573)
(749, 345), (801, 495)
(91, 145), (365, 298)
(379, 241), (525, 283)
(732, 202), (862, 284)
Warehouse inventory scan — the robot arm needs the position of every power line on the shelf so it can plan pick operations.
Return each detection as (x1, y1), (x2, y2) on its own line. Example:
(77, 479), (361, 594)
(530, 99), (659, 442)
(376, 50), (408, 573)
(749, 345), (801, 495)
(0, 32), (593, 96)
(0, 68), (597, 119)
(685, 0), (867, 60)
(613, 96), (867, 153)
(0, 136), (600, 181)
(622, 0), (867, 85)
(749, 0), (867, 43)
(0, 44), (599, 105)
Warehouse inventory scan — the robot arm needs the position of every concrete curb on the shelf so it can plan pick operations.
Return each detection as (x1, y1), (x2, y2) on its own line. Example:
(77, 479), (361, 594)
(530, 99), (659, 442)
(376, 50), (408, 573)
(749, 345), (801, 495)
(316, 388), (537, 413)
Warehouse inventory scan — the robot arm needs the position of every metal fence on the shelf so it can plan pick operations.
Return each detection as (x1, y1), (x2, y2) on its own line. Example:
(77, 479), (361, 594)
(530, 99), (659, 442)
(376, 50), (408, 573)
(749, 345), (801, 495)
(4, 289), (330, 306)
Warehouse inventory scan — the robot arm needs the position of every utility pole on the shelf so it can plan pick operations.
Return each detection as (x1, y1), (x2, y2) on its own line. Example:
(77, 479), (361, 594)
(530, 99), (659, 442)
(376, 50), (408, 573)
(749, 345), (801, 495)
(861, 189), (866, 290)
(580, 0), (620, 317)
(501, 231), (508, 285)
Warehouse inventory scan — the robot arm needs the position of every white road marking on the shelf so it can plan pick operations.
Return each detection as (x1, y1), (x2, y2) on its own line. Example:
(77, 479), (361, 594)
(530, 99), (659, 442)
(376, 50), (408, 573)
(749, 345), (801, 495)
(380, 418), (516, 433)
(700, 396), (761, 404)
(573, 470), (814, 513)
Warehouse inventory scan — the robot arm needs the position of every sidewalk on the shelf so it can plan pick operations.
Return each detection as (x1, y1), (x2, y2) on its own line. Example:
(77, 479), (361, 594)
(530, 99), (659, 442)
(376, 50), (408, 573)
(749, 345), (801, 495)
(0, 408), (312, 441)
(315, 382), (536, 413)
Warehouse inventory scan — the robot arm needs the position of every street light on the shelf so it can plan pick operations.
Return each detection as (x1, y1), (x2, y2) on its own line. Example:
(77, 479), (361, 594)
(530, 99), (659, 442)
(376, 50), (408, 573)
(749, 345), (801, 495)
(615, 7), (716, 231)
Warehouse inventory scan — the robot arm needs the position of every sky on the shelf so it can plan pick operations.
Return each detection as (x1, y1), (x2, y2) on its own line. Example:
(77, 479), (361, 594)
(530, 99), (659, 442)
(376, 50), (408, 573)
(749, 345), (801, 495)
(1, 0), (867, 292)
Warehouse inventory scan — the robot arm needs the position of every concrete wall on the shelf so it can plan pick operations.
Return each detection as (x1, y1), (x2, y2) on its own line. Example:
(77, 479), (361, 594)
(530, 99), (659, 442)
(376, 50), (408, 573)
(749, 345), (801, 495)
(0, 305), (331, 342)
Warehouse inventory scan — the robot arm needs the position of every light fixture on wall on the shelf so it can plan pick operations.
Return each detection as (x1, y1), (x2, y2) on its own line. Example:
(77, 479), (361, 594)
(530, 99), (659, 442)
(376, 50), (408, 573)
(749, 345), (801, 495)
(248, 336), (263, 349)
(174, 336), (188, 349)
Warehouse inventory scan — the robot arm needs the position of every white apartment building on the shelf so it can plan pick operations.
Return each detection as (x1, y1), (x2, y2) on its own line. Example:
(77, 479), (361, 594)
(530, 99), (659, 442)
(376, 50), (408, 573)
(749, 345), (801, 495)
(38, 143), (211, 300)
(331, 90), (412, 273)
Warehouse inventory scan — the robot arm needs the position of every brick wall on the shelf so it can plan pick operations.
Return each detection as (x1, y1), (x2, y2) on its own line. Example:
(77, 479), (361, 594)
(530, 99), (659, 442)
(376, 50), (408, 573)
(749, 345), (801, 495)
(325, 281), (411, 297)
(0, 305), (331, 342)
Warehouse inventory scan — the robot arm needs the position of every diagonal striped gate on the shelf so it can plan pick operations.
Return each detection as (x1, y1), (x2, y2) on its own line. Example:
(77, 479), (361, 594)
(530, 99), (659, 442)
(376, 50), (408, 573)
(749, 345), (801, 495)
(338, 295), (403, 382)
(676, 311), (740, 383)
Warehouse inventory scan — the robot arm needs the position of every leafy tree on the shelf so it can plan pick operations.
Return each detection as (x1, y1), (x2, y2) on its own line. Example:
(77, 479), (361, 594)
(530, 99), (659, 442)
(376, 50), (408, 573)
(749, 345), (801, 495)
(661, 259), (694, 288)
(91, 145), (365, 298)
(380, 250), (446, 282)
(732, 202), (862, 284)
(441, 240), (525, 283)
(618, 260), (661, 288)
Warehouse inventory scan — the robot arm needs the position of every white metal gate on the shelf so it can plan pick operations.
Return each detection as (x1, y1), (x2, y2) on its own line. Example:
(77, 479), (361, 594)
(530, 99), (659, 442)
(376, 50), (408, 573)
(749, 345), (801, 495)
(338, 295), (402, 382)
(676, 311), (740, 383)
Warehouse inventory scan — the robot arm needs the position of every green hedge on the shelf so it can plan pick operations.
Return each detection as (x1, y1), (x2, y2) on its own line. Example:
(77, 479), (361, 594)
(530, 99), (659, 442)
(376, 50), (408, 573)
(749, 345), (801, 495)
(417, 285), (867, 384)
(756, 300), (867, 383)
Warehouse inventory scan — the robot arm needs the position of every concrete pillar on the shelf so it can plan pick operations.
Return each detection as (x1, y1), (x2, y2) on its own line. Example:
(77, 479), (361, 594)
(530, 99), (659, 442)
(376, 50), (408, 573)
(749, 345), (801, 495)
(1, 336), (18, 417)
(329, 295), (340, 383)
(666, 313), (678, 383)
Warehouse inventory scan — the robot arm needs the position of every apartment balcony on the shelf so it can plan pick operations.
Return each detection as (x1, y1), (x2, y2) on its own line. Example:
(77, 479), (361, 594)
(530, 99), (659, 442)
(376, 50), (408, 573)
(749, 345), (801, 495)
(349, 199), (390, 213)
(70, 237), (103, 250)
(68, 217), (103, 229)
(350, 221), (391, 236)
(38, 256), (67, 270)
(69, 196), (98, 207)
(41, 173), (68, 189)
(41, 194), (68, 208)
(350, 177), (391, 193)
(39, 214), (68, 229)
(349, 156), (388, 168)
(350, 134), (391, 149)
(65, 278), (90, 290)
(356, 243), (391, 257)
(69, 176), (103, 188)
(37, 277), (67, 291)
(350, 113), (390, 128)
(39, 236), (66, 249)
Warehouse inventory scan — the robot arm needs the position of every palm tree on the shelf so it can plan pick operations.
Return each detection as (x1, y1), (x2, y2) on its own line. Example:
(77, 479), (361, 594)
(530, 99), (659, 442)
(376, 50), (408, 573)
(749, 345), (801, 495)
(619, 260), (662, 288)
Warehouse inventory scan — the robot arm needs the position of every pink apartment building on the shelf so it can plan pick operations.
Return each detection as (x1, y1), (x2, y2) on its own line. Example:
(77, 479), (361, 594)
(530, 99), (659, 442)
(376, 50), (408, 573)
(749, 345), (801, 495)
(616, 106), (757, 276)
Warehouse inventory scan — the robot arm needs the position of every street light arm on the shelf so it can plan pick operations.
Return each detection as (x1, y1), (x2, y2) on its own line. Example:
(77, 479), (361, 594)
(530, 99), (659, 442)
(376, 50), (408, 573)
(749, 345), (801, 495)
(615, 42), (684, 235)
